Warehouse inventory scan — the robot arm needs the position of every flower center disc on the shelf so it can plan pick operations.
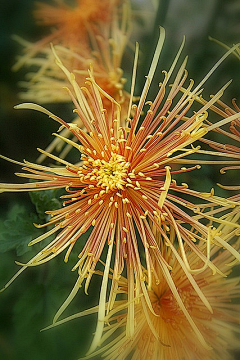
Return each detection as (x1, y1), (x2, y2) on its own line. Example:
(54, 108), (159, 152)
(80, 152), (130, 191)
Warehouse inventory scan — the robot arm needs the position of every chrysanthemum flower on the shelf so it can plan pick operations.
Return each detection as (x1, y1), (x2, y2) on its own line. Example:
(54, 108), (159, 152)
(13, 0), (130, 104)
(34, 0), (122, 42)
(13, 1), (131, 161)
(1, 29), (240, 351)
(16, 35), (129, 160)
(14, 0), (125, 67)
(61, 213), (240, 360)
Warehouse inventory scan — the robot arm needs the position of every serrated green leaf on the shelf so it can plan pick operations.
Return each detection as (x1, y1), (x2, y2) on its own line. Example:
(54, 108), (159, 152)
(0, 204), (43, 256)
(29, 188), (63, 221)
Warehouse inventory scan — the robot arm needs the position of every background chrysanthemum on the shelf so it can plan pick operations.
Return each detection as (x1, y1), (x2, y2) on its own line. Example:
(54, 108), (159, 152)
(13, 4), (130, 105)
(12, 0), (132, 162)
(14, 0), (127, 69)
(67, 215), (240, 360)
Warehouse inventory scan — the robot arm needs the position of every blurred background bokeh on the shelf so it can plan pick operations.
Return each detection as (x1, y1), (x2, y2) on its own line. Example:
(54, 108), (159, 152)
(0, 0), (239, 359)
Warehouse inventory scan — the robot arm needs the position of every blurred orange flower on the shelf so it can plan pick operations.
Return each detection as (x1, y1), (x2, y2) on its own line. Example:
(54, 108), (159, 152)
(75, 215), (240, 359)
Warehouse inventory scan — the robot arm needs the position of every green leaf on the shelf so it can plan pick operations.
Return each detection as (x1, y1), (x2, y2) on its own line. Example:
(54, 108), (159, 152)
(0, 204), (43, 256)
(29, 188), (63, 221)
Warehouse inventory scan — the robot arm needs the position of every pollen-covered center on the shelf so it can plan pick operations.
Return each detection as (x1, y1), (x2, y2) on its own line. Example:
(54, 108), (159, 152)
(79, 152), (130, 190)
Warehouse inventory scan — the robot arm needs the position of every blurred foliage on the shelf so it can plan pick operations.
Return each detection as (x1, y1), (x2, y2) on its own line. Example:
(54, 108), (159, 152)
(0, 203), (42, 256)
(0, 0), (239, 359)
(29, 188), (63, 221)
(0, 193), (99, 359)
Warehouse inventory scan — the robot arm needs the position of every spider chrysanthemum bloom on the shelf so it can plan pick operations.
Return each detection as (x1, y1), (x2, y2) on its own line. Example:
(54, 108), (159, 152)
(34, 0), (121, 42)
(74, 214), (240, 360)
(13, 0), (131, 161)
(1, 29), (240, 350)
(13, 0), (130, 104)
(15, 40), (128, 105)
(16, 36), (130, 161)
(15, 0), (125, 63)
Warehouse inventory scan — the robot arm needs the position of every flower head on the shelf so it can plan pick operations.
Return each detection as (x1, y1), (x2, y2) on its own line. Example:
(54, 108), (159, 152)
(13, 0), (130, 104)
(34, 0), (121, 42)
(13, 1), (131, 161)
(73, 214), (240, 360)
(1, 29), (240, 349)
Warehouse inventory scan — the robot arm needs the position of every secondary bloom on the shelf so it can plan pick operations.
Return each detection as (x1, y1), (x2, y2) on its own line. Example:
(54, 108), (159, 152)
(14, 0), (125, 66)
(13, 0), (130, 104)
(13, 1), (131, 161)
(33, 0), (122, 44)
(63, 212), (240, 360)
(1, 29), (240, 349)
